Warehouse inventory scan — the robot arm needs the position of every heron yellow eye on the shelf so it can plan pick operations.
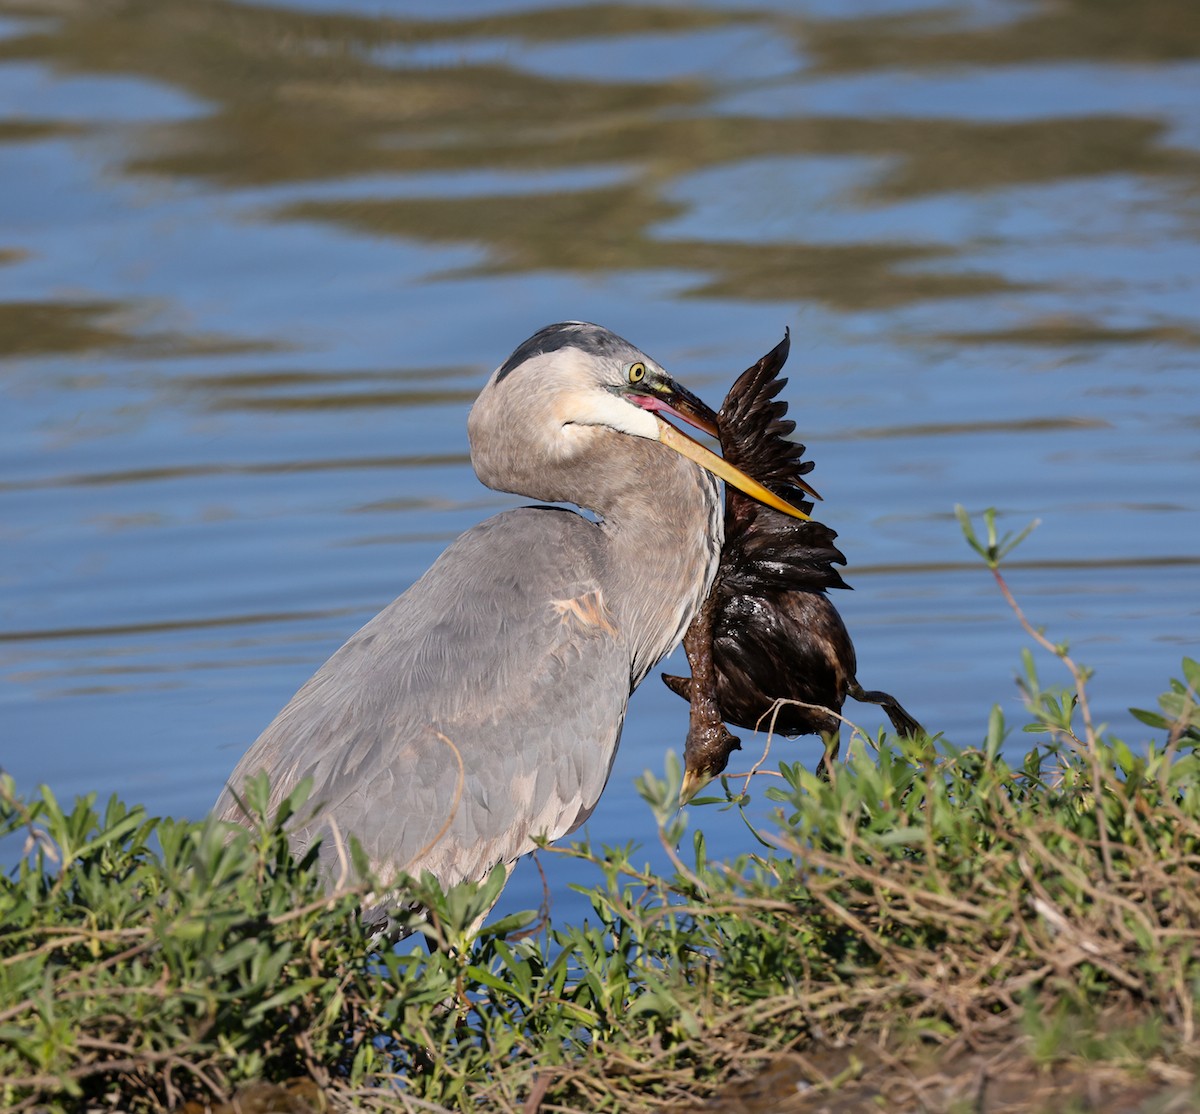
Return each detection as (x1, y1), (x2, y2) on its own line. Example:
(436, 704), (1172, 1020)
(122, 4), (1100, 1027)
(627, 361), (646, 385)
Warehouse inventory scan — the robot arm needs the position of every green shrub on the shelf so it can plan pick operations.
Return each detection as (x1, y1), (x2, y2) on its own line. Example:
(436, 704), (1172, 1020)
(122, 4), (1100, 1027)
(3, 511), (1198, 1111)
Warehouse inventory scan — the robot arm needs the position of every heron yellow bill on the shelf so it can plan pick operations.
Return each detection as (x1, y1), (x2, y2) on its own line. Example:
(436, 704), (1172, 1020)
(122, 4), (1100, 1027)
(656, 417), (811, 521)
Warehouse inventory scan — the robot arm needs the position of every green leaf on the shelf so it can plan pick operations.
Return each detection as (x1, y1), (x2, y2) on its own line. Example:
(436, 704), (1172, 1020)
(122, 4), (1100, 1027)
(246, 978), (326, 1023)
(1131, 707), (1169, 730)
(874, 826), (925, 847)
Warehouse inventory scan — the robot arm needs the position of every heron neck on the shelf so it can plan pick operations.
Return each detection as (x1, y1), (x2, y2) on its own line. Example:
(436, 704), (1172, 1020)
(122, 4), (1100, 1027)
(598, 442), (723, 686)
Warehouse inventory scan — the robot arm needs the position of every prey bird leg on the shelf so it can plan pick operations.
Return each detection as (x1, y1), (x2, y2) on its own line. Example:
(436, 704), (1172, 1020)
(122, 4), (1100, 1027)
(847, 682), (924, 738)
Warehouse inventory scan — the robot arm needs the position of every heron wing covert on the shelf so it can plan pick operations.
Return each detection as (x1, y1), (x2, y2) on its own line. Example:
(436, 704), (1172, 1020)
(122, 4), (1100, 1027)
(214, 506), (630, 892)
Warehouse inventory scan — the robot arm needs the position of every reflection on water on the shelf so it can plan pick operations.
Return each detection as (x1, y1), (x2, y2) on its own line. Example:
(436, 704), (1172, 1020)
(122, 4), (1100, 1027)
(2, 0), (1198, 919)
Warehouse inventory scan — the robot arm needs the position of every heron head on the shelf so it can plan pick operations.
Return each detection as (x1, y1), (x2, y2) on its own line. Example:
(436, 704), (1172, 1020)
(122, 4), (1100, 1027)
(469, 322), (809, 520)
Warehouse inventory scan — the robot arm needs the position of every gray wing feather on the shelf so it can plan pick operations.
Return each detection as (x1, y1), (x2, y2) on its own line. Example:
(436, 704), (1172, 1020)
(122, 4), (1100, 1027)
(214, 507), (629, 890)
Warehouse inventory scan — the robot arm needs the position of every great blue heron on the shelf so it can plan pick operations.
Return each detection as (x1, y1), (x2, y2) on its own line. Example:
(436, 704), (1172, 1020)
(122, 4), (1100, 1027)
(662, 332), (922, 802)
(214, 322), (808, 928)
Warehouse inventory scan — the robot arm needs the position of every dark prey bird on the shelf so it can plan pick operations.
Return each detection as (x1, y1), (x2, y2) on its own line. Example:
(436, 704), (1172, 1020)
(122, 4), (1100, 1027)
(663, 331), (922, 801)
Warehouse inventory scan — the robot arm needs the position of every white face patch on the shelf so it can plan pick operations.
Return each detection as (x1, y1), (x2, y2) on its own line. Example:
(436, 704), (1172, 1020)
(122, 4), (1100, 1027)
(561, 388), (660, 440)
(548, 348), (661, 442)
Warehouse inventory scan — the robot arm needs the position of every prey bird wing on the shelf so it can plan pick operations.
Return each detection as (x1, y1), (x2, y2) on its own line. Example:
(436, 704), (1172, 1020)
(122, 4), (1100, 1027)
(717, 330), (849, 597)
(719, 330), (812, 496)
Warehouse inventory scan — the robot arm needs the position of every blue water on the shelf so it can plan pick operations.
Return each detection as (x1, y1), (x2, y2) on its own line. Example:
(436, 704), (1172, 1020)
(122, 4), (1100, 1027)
(2, 0), (1197, 927)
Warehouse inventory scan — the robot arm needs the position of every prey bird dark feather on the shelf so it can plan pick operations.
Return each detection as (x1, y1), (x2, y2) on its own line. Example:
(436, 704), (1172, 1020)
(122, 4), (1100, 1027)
(663, 330), (923, 798)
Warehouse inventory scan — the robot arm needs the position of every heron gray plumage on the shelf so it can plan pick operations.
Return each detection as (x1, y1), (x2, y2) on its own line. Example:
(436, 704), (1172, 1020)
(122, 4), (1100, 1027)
(213, 323), (807, 928)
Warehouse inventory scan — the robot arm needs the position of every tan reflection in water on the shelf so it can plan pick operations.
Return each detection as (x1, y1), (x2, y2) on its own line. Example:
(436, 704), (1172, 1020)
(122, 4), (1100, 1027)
(0, 0), (1197, 320)
(0, 299), (279, 359)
